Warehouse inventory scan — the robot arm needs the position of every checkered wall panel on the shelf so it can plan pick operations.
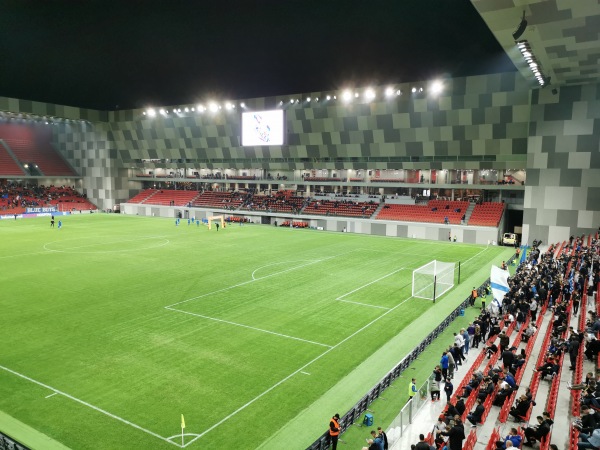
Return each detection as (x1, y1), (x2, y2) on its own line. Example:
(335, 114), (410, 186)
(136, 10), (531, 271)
(523, 83), (600, 244)
(109, 73), (531, 171)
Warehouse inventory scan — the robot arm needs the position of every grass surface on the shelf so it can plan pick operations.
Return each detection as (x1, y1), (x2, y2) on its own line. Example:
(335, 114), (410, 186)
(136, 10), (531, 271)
(0, 214), (512, 449)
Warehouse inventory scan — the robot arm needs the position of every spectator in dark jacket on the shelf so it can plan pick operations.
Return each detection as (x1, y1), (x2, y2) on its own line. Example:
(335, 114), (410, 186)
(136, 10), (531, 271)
(440, 418), (466, 450)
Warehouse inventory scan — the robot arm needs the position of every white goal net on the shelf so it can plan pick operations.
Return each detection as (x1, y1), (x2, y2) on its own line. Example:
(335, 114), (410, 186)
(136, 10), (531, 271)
(412, 260), (455, 301)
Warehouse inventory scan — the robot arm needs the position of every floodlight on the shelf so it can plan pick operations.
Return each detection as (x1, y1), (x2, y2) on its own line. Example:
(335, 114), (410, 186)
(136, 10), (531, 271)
(342, 90), (352, 102)
(147, 108), (156, 117)
(306, 97), (311, 102)
(191, 107), (195, 111)
(354, 92), (359, 98)
(240, 102), (246, 108)
(326, 95), (331, 100)
(411, 87), (417, 93)
(209, 102), (219, 112)
(385, 87), (394, 97)
(184, 107), (189, 112)
(364, 88), (375, 100)
(430, 80), (443, 95)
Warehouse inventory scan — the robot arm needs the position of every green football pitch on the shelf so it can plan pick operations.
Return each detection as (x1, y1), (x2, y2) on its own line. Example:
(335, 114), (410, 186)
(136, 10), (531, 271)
(0, 214), (511, 449)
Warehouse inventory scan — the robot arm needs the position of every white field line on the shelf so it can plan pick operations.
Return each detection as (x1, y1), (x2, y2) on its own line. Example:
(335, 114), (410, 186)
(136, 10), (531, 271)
(42, 235), (170, 252)
(251, 260), (316, 280)
(165, 307), (332, 348)
(45, 392), (57, 398)
(461, 245), (490, 266)
(0, 364), (180, 448)
(336, 267), (405, 307)
(182, 294), (415, 448)
(335, 299), (391, 310)
(165, 251), (357, 309)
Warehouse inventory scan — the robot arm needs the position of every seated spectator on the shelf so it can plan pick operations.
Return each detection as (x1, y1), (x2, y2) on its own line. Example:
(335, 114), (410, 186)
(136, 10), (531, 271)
(523, 414), (552, 446)
(455, 398), (466, 416)
(495, 427), (523, 449)
(533, 355), (559, 379)
(577, 427), (600, 449)
(477, 378), (495, 401)
(493, 380), (512, 407)
(509, 394), (533, 421)
(466, 398), (485, 427)
(486, 343), (499, 359)
(577, 405), (600, 434)
(522, 323), (537, 343)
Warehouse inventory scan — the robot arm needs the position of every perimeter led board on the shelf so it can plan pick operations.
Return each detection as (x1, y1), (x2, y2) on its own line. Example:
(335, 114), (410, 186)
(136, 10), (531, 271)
(241, 110), (284, 146)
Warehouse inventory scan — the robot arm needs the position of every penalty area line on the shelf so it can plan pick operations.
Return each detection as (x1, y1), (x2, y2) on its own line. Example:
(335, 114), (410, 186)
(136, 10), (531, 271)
(0, 364), (180, 448)
(165, 307), (332, 348)
(183, 295), (415, 447)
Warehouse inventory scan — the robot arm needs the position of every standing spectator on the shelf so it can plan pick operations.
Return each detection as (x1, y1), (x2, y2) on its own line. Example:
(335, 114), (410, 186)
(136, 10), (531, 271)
(462, 328), (470, 355)
(377, 427), (388, 450)
(467, 323), (476, 347)
(530, 297), (538, 322)
(328, 413), (340, 450)
(447, 348), (456, 378)
(569, 335), (581, 370)
(440, 352), (449, 380)
(407, 378), (417, 404)
(444, 378), (454, 402)
(440, 417), (466, 450)
(499, 331), (510, 353)
(430, 366), (442, 401)
(471, 287), (478, 306)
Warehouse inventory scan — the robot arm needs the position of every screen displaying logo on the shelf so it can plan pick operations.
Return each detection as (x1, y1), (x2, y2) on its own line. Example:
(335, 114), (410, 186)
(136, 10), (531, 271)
(242, 110), (284, 146)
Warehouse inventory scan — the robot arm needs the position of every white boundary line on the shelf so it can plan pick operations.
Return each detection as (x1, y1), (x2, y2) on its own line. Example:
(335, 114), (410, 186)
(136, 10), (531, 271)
(166, 307), (332, 348)
(181, 295), (415, 448)
(165, 251), (356, 309)
(335, 267), (405, 309)
(43, 235), (170, 254)
(0, 364), (180, 447)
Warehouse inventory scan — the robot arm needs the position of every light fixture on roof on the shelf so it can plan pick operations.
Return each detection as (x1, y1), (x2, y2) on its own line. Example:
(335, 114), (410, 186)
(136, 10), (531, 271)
(364, 88), (376, 100)
(209, 102), (219, 112)
(342, 90), (352, 103)
(306, 97), (311, 102)
(517, 40), (549, 86)
(184, 107), (189, 112)
(429, 80), (443, 96)
(385, 87), (395, 98)
(240, 102), (246, 108)
(411, 87), (417, 93)
(147, 108), (156, 117)
(326, 95), (331, 100)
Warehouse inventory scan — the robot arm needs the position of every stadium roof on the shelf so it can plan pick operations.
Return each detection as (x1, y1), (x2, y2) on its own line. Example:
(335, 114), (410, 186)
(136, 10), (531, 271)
(472, 0), (600, 88)
(0, 0), (520, 111)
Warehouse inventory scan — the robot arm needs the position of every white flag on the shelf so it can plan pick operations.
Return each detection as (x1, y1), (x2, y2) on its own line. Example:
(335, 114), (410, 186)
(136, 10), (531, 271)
(490, 265), (510, 313)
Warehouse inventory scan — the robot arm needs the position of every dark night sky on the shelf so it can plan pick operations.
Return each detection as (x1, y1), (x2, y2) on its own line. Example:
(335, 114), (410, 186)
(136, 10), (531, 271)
(0, 0), (515, 111)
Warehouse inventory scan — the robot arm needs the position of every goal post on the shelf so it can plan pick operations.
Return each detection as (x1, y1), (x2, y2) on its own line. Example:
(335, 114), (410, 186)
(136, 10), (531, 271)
(207, 215), (225, 230)
(412, 260), (455, 302)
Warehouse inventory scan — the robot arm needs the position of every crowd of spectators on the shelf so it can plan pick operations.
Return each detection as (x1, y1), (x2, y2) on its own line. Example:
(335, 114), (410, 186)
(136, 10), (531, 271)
(0, 182), (90, 212)
(408, 235), (600, 450)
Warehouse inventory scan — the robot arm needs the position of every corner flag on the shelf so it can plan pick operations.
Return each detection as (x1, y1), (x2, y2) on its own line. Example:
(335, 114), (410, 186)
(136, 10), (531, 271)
(181, 414), (185, 429)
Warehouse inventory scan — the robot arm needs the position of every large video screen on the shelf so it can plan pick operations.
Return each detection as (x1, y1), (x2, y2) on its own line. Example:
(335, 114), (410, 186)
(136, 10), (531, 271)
(241, 110), (284, 146)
